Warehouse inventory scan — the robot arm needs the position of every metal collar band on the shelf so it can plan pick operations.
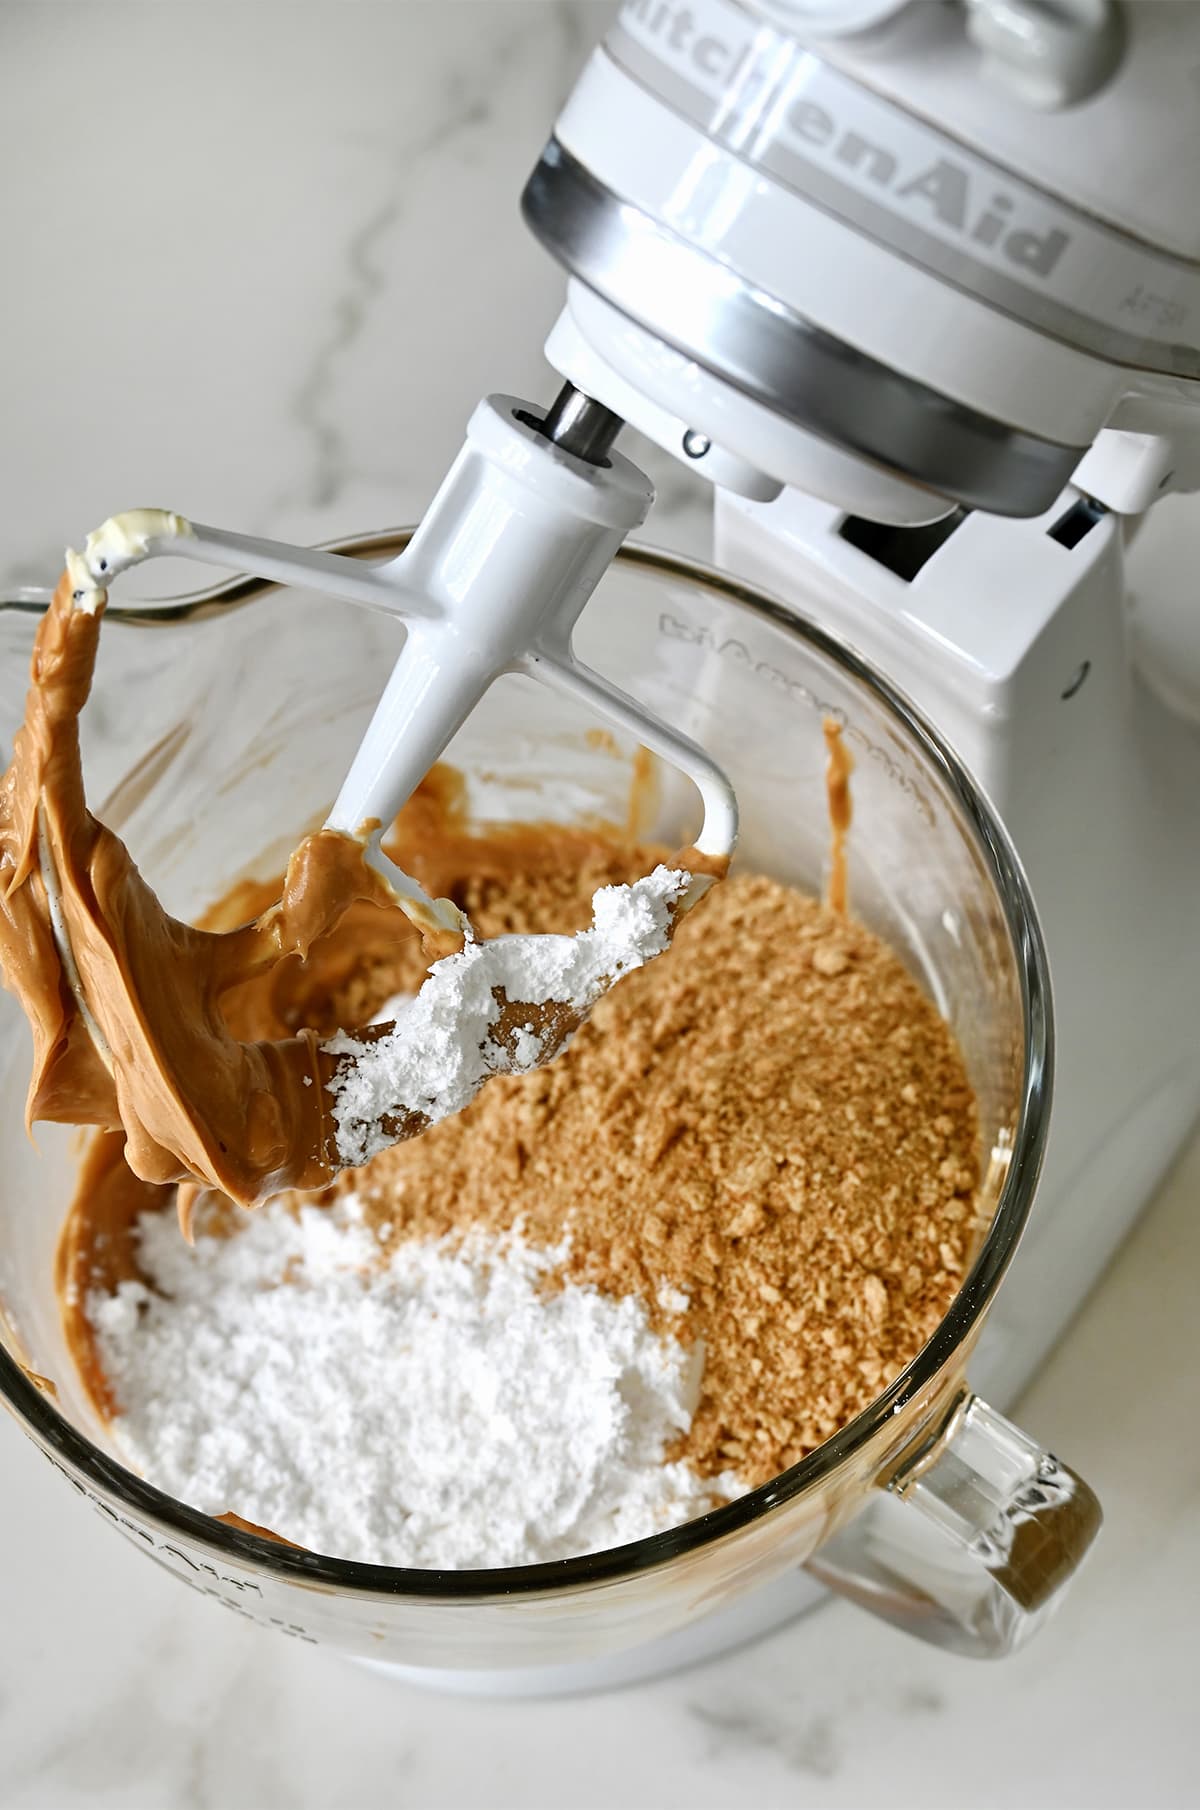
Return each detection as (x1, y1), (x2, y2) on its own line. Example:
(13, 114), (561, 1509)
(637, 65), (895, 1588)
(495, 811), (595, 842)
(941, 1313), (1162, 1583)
(522, 141), (1086, 517)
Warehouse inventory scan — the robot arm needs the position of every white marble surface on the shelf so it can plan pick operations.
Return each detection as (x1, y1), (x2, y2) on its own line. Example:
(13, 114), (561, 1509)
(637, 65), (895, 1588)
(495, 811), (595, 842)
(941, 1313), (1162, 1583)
(0, 5), (1196, 1806)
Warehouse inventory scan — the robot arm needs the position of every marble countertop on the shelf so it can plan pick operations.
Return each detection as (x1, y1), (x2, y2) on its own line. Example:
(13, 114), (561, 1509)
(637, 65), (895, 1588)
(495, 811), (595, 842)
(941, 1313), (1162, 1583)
(0, 6), (1195, 1806)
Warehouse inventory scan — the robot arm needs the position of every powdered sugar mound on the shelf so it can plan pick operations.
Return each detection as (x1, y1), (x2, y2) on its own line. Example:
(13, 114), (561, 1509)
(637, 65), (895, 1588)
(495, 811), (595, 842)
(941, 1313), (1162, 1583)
(323, 865), (692, 1167)
(89, 1196), (743, 1567)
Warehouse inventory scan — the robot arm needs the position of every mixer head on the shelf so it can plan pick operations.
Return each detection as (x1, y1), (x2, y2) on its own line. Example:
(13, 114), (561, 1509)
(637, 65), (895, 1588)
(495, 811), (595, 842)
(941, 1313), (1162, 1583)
(75, 390), (739, 932)
(522, 0), (1200, 526)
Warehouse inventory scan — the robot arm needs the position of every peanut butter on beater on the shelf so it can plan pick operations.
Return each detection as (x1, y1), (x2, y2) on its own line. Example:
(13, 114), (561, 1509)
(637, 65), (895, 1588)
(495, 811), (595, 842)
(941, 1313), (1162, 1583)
(0, 568), (415, 1203)
(0, 569), (706, 1214)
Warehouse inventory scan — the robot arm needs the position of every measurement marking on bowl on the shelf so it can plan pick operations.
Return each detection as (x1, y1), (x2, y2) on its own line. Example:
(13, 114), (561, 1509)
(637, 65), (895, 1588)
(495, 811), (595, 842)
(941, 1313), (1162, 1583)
(658, 610), (937, 825)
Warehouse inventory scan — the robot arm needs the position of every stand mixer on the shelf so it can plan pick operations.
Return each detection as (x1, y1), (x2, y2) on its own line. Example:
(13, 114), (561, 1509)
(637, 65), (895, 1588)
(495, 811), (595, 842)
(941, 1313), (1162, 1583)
(515, 0), (1200, 1411)
(83, 0), (1199, 1406)
(2, 0), (1194, 1689)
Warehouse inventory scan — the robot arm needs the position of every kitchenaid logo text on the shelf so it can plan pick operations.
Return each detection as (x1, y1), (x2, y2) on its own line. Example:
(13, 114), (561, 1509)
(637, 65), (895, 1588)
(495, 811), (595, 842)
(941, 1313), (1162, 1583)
(619, 0), (1070, 277)
(657, 612), (936, 825)
(37, 1445), (319, 1643)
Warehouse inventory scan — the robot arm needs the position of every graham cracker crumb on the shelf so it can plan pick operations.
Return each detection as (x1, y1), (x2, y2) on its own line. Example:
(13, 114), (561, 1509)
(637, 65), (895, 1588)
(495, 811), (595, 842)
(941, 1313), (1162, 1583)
(313, 853), (980, 1489)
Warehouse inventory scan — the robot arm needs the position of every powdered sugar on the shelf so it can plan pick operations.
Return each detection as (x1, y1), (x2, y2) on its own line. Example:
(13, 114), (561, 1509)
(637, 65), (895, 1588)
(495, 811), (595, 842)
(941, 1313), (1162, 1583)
(89, 1195), (743, 1567)
(323, 864), (692, 1166)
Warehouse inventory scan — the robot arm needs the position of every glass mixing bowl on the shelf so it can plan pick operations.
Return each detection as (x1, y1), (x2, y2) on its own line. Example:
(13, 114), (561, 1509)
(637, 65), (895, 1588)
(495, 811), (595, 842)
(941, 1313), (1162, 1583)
(0, 536), (1098, 1680)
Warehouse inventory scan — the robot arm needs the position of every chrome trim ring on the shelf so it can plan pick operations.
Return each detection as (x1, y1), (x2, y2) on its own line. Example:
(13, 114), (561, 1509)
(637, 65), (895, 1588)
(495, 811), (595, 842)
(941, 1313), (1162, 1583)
(522, 140), (1086, 517)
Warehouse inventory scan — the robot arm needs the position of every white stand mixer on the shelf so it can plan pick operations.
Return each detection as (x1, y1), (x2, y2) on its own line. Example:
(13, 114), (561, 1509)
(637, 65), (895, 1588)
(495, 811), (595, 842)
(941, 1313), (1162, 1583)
(453, 0), (1200, 1684)
(516, 0), (1200, 1410)
(101, 0), (1199, 1408)
(448, 3), (1200, 1681)
(19, 0), (1197, 1692)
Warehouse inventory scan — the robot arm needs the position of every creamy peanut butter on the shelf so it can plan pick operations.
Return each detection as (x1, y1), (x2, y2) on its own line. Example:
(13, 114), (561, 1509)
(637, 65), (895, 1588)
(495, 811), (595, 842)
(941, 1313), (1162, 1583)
(0, 569), (709, 1215)
(823, 717), (854, 917)
(0, 568), (418, 1203)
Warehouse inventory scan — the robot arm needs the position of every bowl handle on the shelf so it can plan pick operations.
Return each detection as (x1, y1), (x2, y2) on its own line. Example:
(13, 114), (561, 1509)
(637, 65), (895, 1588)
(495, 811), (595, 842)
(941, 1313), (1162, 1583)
(806, 1390), (1101, 1657)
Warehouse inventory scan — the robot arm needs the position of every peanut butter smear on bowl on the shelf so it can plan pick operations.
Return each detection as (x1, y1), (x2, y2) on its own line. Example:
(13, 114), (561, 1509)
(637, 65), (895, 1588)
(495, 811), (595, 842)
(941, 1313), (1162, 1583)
(0, 568), (706, 1214)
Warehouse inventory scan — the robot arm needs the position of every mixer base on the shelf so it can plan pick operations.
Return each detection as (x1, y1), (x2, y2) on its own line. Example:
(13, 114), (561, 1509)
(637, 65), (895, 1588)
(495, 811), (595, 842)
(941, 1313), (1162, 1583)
(356, 1568), (827, 1697)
